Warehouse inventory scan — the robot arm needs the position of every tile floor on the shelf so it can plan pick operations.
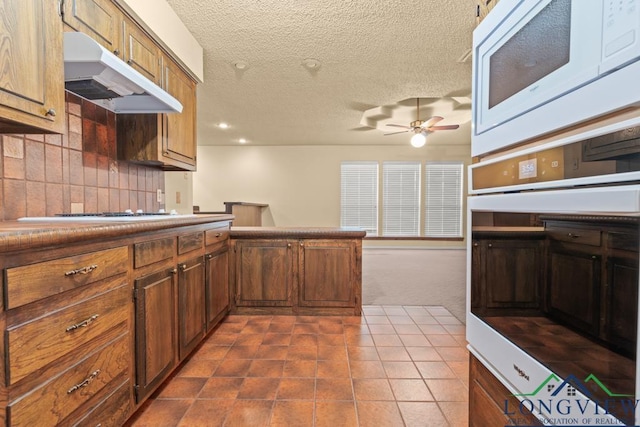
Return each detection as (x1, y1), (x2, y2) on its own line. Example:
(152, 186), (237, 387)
(125, 305), (469, 427)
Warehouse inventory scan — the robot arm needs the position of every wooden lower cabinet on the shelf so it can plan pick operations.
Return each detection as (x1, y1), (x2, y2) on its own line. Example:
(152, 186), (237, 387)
(471, 232), (544, 316)
(206, 245), (230, 331)
(133, 268), (176, 403)
(604, 251), (638, 356)
(178, 256), (206, 360)
(548, 248), (601, 336)
(230, 230), (364, 315)
(234, 239), (295, 308)
(469, 354), (543, 427)
(299, 239), (359, 308)
(132, 222), (230, 406)
(544, 218), (638, 355)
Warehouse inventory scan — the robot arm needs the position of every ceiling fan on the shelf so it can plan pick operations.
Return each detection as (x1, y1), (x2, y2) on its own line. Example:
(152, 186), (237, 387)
(384, 98), (460, 147)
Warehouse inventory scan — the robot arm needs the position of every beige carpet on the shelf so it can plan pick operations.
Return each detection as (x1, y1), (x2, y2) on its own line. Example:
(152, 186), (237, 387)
(361, 248), (467, 323)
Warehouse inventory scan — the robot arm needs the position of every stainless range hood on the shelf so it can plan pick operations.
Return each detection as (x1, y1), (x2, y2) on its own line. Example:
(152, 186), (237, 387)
(63, 32), (182, 114)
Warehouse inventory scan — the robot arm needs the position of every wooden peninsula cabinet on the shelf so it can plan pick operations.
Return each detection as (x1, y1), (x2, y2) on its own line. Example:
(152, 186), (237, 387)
(544, 216), (639, 356)
(233, 239), (295, 308)
(471, 227), (546, 316)
(230, 227), (366, 316)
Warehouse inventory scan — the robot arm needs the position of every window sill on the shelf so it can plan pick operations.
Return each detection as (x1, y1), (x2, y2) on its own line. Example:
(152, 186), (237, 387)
(364, 236), (464, 241)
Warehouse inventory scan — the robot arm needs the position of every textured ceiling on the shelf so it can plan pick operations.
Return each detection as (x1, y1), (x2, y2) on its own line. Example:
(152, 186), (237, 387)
(165, 0), (477, 146)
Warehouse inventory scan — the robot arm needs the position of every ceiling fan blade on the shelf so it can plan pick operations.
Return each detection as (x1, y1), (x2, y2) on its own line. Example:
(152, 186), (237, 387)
(386, 123), (412, 129)
(421, 116), (444, 128)
(383, 130), (410, 136)
(429, 124), (460, 131)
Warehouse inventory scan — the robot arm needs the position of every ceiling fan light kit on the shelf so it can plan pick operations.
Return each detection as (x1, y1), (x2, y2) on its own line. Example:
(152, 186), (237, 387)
(383, 98), (461, 147)
(410, 132), (427, 148)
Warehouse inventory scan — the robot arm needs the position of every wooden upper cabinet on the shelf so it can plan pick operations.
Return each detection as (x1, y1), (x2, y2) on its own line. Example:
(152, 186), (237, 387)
(61, 0), (123, 58)
(0, 0), (65, 133)
(122, 17), (161, 85)
(161, 55), (197, 170)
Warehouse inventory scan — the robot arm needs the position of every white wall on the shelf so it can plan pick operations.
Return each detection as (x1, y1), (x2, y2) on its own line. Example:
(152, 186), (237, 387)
(191, 140), (471, 247)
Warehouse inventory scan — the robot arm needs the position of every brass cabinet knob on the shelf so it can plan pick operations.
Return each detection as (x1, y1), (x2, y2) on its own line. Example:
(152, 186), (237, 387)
(113, 48), (120, 56)
(45, 108), (56, 117)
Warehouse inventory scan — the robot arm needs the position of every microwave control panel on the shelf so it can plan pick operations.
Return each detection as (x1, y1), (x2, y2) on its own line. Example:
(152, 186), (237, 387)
(602, 0), (640, 72)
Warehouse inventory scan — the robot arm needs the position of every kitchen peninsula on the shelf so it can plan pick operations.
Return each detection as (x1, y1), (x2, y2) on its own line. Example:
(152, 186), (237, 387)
(229, 226), (366, 316)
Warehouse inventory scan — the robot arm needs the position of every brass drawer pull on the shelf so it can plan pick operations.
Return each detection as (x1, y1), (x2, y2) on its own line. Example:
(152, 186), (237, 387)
(567, 232), (580, 239)
(67, 369), (100, 394)
(66, 314), (99, 332)
(215, 233), (222, 237)
(65, 264), (98, 276)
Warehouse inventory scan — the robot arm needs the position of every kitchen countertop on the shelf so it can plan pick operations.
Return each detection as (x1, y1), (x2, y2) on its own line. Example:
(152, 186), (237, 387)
(0, 214), (234, 253)
(230, 226), (367, 239)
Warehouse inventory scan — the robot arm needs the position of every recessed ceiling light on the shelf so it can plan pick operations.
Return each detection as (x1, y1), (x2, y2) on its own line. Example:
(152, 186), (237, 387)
(233, 61), (248, 70)
(218, 122), (229, 129)
(302, 58), (321, 70)
(239, 138), (247, 144)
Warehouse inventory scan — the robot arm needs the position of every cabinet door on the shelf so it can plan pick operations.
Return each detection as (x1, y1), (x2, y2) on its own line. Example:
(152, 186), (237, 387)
(604, 254), (638, 355)
(61, 0), (123, 58)
(548, 248), (601, 336)
(470, 355), (543, 427)
(484, 240), (542, 309)
(178, 256), (205, 360)
(161, 56), (197, 170)
(235, 240), (294, 307)
(206, 245), (230, 332)
(0, 0), (65, 133)
(122, 18), (161, 84)
(134, 268), (176, 402)
(298, 239), (356, 308)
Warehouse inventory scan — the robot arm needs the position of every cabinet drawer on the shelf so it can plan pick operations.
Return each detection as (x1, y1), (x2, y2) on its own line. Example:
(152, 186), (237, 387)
(205, 227), (229, 246)
(71, 378), (132, 427)
(7, 333), (129, 427)
(546, 226), (601, 247)
(178, 231), (204, 254)
(134, 237), (175, 268)
(6, 279), (129, 385)
(609, 231), (639, 252)
(5, 246), (128, 309)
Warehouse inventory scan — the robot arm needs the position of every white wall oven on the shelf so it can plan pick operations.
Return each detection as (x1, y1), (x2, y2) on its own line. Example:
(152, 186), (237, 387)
(467, 116), (640, 425)
(472, 0), (640, 156)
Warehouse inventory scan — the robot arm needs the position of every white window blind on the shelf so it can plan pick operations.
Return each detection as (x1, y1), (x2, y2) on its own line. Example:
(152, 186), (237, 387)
(382, 162), (421, 236)
(424, 163), (463, 237)
(340, 162), (378, 236)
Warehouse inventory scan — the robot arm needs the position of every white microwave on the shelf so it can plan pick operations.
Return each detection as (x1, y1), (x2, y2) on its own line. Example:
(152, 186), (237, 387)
(472, 0), (640, 157)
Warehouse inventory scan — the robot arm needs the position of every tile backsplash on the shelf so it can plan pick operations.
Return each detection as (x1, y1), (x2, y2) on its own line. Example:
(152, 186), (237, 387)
(0, 92), (164, 220)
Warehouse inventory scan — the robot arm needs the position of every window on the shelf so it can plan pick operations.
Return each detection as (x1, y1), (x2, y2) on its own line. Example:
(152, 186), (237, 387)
(424, 163), (463, 237)
(382, 162), (420, 236)
(340, 162), (378, 235)
(340, 161), (463, 239)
